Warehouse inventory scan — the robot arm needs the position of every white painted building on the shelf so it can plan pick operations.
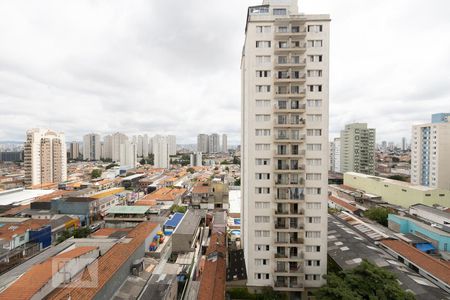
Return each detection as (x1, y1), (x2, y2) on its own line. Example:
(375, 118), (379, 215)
(119, 140), (137, 168)
(222, 134), (228, 153)
(168, 135), (177, 156)
(111, 132), (128, 162)
(83, 133), (101, 161)
(24, 128), (67, 186)
(411, 113), (450, 190)
(197, 134), (209, 153)
(241, 0), (329, 293)
(190, 152), (203, 167)
(153, 135), (169, 169)
(208, 133), (220, 153)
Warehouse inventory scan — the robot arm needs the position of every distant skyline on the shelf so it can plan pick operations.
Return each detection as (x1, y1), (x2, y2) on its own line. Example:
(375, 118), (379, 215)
(0, 0), (449, 144)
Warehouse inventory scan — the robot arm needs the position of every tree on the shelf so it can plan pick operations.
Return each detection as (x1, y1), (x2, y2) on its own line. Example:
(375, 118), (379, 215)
(364, 207), (390, 226)
(139, 158), (146, 165)
(234, 178), (241, 186)
(171, 205), (187, 213)
(91, 169), (102, 179)
(187, 167), (195, 174)
(315, 260), (415, 300)
(105, 163), (118, 169)
(232, 156), (240, 165)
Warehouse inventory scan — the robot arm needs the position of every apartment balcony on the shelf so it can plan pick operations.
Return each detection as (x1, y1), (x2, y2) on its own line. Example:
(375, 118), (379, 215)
(274, 134), (306, 144)
(274, 44), (307, 54)
(290, 237), (304, 245)
(273, 118), (306, 128)
(274, 89), (306, 97)
(273, 103), (306, 113)
(274, 149), (306, 158)
(274, 194), (305, 203)
(273, 278), (304, 291)
(274, 209), (289, 215)
(274, 58), (306, 69)
(273, 28), (307, 39)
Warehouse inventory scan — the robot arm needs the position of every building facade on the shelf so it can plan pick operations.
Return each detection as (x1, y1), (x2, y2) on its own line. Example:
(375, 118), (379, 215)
(119, 140), (137, 168)
(197, 134), (209, 153)
(153, 135), (169, 169)
(69, 142), (81, 160)
(168, 135), (177, 156)
(241, 0), (329, 293)
(411, 113), (450, 190)
(340, 123), (375, 175)
(112, 132), (128, 162)
(83, 133), (101, 161)
(222, 134), (228, 153)
(208, 133), (220, 154)
(190, 152), (203, 167)
(24, 128), (67, 186)
(329, 137), (340, 173)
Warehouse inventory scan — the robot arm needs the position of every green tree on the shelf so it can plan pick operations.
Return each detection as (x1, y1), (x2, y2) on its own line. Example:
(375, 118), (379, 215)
(147, 153), (154, 165)
(105, 163), (118, 169)
(315, 260), (415, 300)
(171, 205), (187, 213)
(234, 178), (241, 186)
(364, 207), (390, 226)
(187, 167), (195, 174)
(232, 156), (240, 165)
(91, 169), (102, 179)
(140, 158), (146, 165)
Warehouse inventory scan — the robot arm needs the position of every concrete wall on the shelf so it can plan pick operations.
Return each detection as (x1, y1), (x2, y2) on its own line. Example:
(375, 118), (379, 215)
(344, 173), (450, 208)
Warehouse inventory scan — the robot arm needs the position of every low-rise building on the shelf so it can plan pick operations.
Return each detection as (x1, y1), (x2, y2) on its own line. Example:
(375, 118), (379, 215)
(172, 209), (202, 253)
(104, 206), (151, 228)
(344, 172), (450, 208)
(409, 204), (450, 226)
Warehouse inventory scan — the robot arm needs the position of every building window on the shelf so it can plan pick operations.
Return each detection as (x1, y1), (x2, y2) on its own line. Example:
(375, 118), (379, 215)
(306, 260), (321, 266)
(255, 258), (269, 265)
(256, 25), (271, 33)
(256, 41), (271, 48)
(255, 100), (270, 107)
(255, 114), (271, 122)
(307, 99), (322, 107)
(255, 216), (270, 223)
(255, 202), (270, 209)
(256, 70), (271, 77)
(307, 129), (322, 136)
(255, 173), (270, 180)
(256, 85), (271, 93)
(273, 8), (287, 15)
(306, 202), (322, 209)
(305, 274), (321, 280)
(308, 25), (323, 32)
(255, 188), (270, 194)
(306, 231), (321, 238)
(306, 143), (322, 151)
(307, 70), (322, 77)
(306, 173), (322, 180)
(255, 230), (271, 237)
(256, 129), (271, 136)
(255, 244), (270, 251)
(308, 85), (322, 92)
(255, 143), (270, 151)
(256, 55), (271, 65)
(255, 158), (270, 165)
(255, 273), (270, 280)
(306, 187), (321, 195)
(306, 159), (322, 166)
(305, 245), (321, 252)
(306, 216), (321, 223)
(308, 55), (323, 62)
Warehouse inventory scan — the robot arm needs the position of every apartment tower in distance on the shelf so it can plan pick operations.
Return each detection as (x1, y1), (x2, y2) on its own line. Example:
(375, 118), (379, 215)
(241, 0), (330, 295)
(222, 134), (228, 153)
(340, 123), (375, 175)
(411, 113), (450, 190)
(83, 133), (101, 161)
(24, 128), (67, 186)
(197, 134), (209, 153)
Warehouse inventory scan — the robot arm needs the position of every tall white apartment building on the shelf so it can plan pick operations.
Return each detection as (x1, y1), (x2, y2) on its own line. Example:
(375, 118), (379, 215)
(329, 137), (340, 172)
(102, 135), (112, 160)
(24, 128), (67, 186)
(143, 134), (149, 158)
(411, 113), (450, 190)
(190, 152), (203, 167)
(222, 134), (228, 153)
(241, 0), (329, 294)
(83, 133), (101, 161)
(168, 135), (177, 156)
(119, 140), (137, 168)
(112, 132), (128, 162)
(208, 133), (220, 153)
(197, 134), (209, 153)
(153, 135), (170, 169)
(137, 135), (144, 157)
(69, 142), (81, 160)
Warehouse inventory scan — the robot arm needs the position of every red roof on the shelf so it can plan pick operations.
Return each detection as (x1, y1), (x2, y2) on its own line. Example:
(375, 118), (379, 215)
(381, 239), (450, 285)
(47, 222), (158, 300)
(198, 232), (226, 300)
(328, 195), (359, 213)
(0, 247), (98, 300)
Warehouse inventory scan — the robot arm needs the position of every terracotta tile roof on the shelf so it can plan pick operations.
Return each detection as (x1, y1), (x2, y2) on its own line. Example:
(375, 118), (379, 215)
(380, 239), (450, 285)
(35, 190), (71, 202)
(47, 222), (158, 300)
(0, 204), (30, 217)
(198, 232), (226, 300)
(192, 183), (210, 194)
(141, 187), (186, 202)
(328, 195), (359, 213)
(134, 199), (157, 206)
(339, 184), (359, 192)
(0, 246), (98, 300)
(0, 219), (49, 241)
(90, 228), (132, 238)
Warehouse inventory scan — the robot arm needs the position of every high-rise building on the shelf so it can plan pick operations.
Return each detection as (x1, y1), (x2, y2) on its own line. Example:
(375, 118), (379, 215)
(340, 123), (375, 175)
(112, 132), (128, 162)
(119, 140), (137, 168)
(24, 128), (67, 186)
(137, 135), (144, 157)
(168, 135), (177, 156)
(329, 137), (340, 172)
(381, 140), (387, 151)
(69, 142), (81, 160)
(190, 152), (203, 167)
(222, 134), (228, 153)
(241, 0), (330, 292)
(411, 113), (450, 190)
(153, 135), (169, 169)
(208, 133), (220, 153)
(401, 137), (407, 151)
(143, 134), (149, 158)
(197, 134), (209, 153)
(83, 133), (101, 161)
(102, 135), (112, 160)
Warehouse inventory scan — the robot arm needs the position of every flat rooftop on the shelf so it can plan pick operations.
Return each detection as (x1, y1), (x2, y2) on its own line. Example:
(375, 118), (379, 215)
(346, 172), (437, 192)
(328, 214), (449, 300)
(411, 204), (450, 220)
(0, 189), (55, 206)
(106, 205), (150, 215)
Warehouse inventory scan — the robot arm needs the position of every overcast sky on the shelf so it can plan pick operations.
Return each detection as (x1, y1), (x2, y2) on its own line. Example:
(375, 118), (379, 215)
(0, 0), (449, 145)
